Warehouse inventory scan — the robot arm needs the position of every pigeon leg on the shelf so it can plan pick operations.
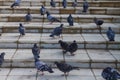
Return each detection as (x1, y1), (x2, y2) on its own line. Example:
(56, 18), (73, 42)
(41, 71), (44, 76)
(97, 25), (101, 34)
(66, 72), (69, 76)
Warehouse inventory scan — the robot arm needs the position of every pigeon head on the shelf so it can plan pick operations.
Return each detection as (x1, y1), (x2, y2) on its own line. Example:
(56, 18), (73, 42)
(48, 67), (54, 73)
(108, 27), (112, 30)
(19, 23), (22, 26)
(46, 11), (50, 16)
(54, 61), (59, 65)
(27, 12), (30, 15)
(75, 0), (77, 2)
(94, 17), (97, 21)
(41, 5), (44, 8)
(34, 43), (38, 48)
(60, 24), (64, 27)
(1, 52), (5, 56)
(73, 40), (76, 43)
(58, 40), (62, 43)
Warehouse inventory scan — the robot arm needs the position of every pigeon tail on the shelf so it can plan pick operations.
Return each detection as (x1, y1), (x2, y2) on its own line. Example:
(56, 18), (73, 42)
(72, 67), (79, 70)
(50, 34), (54, 37)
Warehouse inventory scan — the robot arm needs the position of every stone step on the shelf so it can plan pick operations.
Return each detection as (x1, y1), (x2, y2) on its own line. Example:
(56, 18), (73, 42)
(0, 49), (120, 68)
(0, 14), (120, 23)
(0, 68), (111, 80)
(0, 33), (120, 49)
(0, 6), (120, 15)
(0, 22), (120, 34)
(0, 0), (120, 7)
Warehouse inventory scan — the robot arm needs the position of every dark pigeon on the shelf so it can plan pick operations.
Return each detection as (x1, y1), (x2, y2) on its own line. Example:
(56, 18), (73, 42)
(40, 5), (46, 15)
(25, 12), (32, 22)
(35, 59), (54, 75)
(82, 0), (89, 13)
(62, 0), (67, 8)
(102, 67), (120, 80)
(54, 61), (79, 76)
(46, 11), (61, 24)
(67, 14), (74, 26)
(106, 27), (115, 41)
(0, 52), (5, 66)
(11, 0), (21, 8)
(64, 40), (78, 56)
(58, 40), (69, 52)
(32, 43), (40, 60)
(18, 23), (25, 36)
(94, 18), (104, 33)
(72, 0), (77, 7)
(50, 24), (63, 38)
(50, 0), (56, 7)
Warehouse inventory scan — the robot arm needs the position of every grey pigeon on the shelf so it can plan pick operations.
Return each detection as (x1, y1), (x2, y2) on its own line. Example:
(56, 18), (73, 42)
(18, 23), (25, 36)
(32, 43), (40, 60)
(67, 14), (74, 26)
(11, 0), (21, 8)
(0, 52), (5, 66)
(46, 11), (61, 24)
(82, 0), (89, 13)
(102, 67), (120, 80)
(54, 61), (79, 76)
(50, 24), (63, 38)
(72, 0), (77, 7)
(50, 0), (56, 7)
(58, 40), (69, 52)
(94, 18), (104, 33)
(25, 12), (32, 22)
(35, 59), (54, 75)
(40, 5), (46, 15)
(106, 27), (115, 41)
(62, 0), (67, 8)
(64, 40), (78, 56)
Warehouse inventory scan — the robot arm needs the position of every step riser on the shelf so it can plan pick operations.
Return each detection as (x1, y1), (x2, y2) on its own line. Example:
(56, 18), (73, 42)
(0, 17), (120, 23)
(0, 43), (119, 49)
(0, 8), (120, 15)
(1, 1), (120, 7)
(1, 28), (120, 34)
(1, 61), (119, 69)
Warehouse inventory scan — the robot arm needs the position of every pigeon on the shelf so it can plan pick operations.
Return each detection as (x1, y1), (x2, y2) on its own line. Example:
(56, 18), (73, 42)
(50, 24), (63, 38)
(62, 0), (67, 8)
(72, 0), (77, 7)
(102, 67), (120, 80)
(82, 0), (89, 13)
(40, 5), (46, 15)
(32, 43), (40, 60)
(50, 0), (56, 7)
(25, 12), (32, 22)
(58, 40), (69, 52)
(94, 18), (104, 33)
(46, 11), (61, 24)
(54, 61), (79, 76)
(18, 23), (25, 36)
(0, 52), (5, 66)
(106, 27), (115, 41)
(11, 0), (21, 8)
(67, 14), (74, 26)
(64, 40), (78, 56)
(35, 59), (54, 75)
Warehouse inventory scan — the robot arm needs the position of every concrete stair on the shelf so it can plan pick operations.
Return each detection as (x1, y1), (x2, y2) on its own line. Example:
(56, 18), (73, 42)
(0, 6), (120, 15)
(0, 49), (120, 68)
(0, 33), (120, 49)
(0, 0), (120, 80)
(0, 68), (110, 80)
